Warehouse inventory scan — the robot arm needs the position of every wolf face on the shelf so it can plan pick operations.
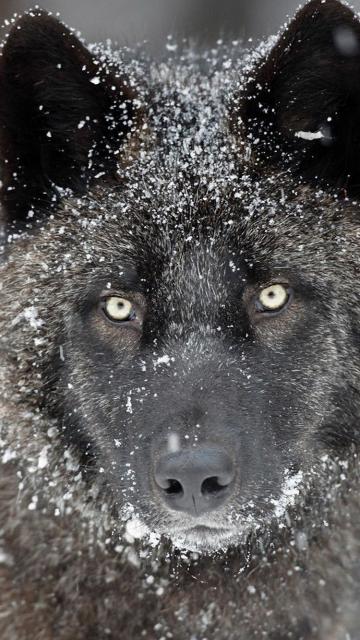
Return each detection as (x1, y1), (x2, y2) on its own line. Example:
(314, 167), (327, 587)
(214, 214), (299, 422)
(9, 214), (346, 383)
(2, 0), (360, 554)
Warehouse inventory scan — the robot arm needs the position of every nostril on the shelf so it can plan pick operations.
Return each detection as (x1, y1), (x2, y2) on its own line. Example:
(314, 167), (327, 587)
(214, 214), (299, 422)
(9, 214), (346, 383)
(201, 476), (230, 496)
(164, 479), (184, 496)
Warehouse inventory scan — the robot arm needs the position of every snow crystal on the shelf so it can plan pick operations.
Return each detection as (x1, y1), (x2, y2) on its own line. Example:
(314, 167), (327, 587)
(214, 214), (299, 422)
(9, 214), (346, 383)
(24, 306), (44, 330)
(38, 446), (49, 469)
(47, 426), (58, 439)
(125, 547), (141, 568)
(167, 432), (181, 453)
(28, 495), (38, 511)
(154, 354), (171, 366)
(166, 42), (178, 52)
(0, 550), (14, 566)
(295, 530), (308, 552)
(2, 448), (16, 464)
(126, 395), (133, 414)
(295, 130), (324, 141)
(272, 470), (303, 518)
(125, 516), (149, 541)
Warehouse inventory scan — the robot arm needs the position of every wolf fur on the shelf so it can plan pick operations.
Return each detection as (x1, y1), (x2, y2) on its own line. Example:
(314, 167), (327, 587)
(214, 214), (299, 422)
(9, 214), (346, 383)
(2, 1), (360, 638)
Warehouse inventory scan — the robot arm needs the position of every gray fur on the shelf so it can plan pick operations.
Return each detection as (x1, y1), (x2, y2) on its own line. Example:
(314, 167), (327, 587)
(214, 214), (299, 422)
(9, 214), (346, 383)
(2, 2), (360, 638)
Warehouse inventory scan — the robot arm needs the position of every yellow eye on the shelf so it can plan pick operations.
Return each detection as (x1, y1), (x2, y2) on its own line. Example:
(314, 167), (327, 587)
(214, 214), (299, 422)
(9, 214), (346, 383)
(257, 284), (290, 312)
(103, 297), (136, 322)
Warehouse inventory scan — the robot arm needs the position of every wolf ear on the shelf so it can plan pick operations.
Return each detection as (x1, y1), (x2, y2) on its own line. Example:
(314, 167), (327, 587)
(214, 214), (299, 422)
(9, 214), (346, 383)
(239, 0), (360, 194)
(0, 11), (141, 227)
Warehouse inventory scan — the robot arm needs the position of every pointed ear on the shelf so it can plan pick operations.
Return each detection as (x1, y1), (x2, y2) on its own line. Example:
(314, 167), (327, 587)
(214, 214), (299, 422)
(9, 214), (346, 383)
(0, 11), (142, 228)
(238, 0), (360, 194)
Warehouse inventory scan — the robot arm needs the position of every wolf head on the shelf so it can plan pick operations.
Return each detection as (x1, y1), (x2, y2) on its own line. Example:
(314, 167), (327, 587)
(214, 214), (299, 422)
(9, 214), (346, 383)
(2, 0), (360, 553)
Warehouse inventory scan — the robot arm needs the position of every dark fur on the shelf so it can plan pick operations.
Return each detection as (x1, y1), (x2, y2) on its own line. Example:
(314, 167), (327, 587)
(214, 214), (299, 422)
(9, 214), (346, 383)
(2, 2), (360, 638)
(238, 0), (360, 193)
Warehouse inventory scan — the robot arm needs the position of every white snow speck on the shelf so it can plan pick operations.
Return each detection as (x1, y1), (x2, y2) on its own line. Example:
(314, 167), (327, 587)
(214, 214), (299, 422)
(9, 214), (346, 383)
(272, 470), (303, 518)
(2, 449), (16, 464)
(126, 395), (133, 414)
(166, 42), (178, 52)
(126, 548), (141, 568)
(0, 550), (14, 566)
(167, 432), (181, 453)
(24, 306), (44, 330)
(38, 446), (49, 470)
(154, 354), (171, 366)
(47, 427), (58, 439)
(28, 496), (38, 511)
(295, 130), (324, 141)
(125, 517), (149, 541)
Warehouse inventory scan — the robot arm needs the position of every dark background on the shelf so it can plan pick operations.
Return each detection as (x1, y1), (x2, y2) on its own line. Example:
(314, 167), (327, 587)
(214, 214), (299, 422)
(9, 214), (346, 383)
(1, 0), (360, 52)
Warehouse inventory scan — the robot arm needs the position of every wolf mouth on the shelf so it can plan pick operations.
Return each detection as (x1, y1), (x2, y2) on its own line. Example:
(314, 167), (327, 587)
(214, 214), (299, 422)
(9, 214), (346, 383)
(183, 525), (229, 534)
(165, 523), (243, 552)
(174, 525), (233, 538)
(123, 513), (242, 552)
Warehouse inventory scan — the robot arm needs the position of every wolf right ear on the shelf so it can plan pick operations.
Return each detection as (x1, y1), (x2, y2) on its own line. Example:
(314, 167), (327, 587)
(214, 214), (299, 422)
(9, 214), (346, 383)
(238, 0), (360, 195)
(0, 11), (142, 228)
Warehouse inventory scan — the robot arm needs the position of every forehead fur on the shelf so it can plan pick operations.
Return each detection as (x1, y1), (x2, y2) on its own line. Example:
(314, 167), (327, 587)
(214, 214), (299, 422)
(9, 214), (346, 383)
(3, 27), (360, 276)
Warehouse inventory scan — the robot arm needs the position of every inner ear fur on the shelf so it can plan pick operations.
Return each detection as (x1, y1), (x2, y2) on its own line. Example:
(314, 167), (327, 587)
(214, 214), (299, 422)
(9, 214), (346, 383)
(0, 10), (142, 228)
(238, 0), (360, 194)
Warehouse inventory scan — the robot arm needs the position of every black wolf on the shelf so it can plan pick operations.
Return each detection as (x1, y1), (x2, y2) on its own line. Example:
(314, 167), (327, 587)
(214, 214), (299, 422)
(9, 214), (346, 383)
(1, 1), (360, 638)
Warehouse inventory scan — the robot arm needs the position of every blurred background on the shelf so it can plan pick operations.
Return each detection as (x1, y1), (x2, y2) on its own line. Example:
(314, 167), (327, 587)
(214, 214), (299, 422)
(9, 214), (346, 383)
(1, 0), (360, 52)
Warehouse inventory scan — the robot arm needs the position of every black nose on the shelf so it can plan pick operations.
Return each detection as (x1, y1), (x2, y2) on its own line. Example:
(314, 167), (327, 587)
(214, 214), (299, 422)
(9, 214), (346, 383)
(154, 448), (235, 516)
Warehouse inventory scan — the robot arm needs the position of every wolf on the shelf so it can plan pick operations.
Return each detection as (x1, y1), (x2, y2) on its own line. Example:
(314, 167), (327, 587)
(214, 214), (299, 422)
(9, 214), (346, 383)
(1, 0), (360, 638)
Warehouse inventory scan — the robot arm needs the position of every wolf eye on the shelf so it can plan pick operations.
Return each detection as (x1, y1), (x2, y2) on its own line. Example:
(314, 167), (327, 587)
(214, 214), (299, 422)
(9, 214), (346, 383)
(102, 297), (136, 322)
(257, 284), (290, 312)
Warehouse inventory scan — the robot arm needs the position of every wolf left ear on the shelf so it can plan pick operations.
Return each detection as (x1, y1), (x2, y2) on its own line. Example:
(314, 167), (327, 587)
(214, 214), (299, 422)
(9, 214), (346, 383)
(0, 11), (141, 227)
(239, 0), (360, 194)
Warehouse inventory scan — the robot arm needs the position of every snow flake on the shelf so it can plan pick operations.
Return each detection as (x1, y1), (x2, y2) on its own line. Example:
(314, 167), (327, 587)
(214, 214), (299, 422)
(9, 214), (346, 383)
(295, 130), (324, 141)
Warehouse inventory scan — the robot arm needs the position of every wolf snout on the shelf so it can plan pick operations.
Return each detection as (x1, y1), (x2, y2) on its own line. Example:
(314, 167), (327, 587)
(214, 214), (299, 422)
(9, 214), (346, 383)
(154, 448), (235, 516)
